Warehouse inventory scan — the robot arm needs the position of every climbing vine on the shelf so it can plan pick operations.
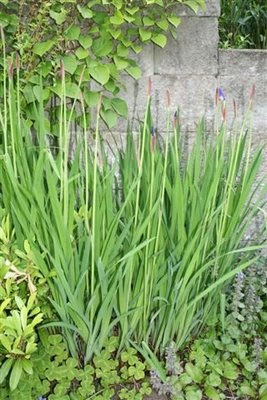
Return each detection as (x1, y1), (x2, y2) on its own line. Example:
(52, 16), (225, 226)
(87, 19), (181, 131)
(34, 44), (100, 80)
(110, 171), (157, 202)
(0, 0), (206, 128)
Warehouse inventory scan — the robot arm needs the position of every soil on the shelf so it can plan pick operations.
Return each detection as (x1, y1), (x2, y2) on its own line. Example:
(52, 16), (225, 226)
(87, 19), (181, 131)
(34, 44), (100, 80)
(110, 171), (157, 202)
(145, 392), (168, 400)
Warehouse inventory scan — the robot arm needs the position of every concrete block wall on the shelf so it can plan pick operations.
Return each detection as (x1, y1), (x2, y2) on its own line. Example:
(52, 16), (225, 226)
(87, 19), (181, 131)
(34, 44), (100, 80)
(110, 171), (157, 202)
(120, 0), (221, 134)
(116, 0), (267, 175)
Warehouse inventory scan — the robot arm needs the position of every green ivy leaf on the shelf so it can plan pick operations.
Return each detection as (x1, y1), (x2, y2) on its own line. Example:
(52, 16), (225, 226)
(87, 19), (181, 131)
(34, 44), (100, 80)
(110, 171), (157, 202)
(111, 98), (128, 117)
(126, 65), (141, 80)
(75, 47), (89, 60)
(33, 40), (55, 57)
(110, 29), (121, 39)
(156, 18), (169, 31)
(89, 65), (110, 85)
(152, 33), (167, 48)
(23, 85), (35, 103)
(168, 15), (181, 28)
(143, 16), (154, 26)
(62, 54), (78, 74)
(110, 11), (124, 25)
(184, 0), (199, 13)
(105, 80), (117, 93)
(116, 43), (128, 57)
(61, 82), (81, 99)
(40, 61), (52, 77)
(131, 43), (143, 54)
(64, 25), (81, 40)
(114, 56), (129, 70)
(102, 96), (112, 111)
(100, 109), (118, 129)
(92, 36), (113, 57)
(33, 86), (50, 102)
(83, 90), (100, 107)
(139, 28), (152, 42)
(125, 6), (139, 16)
(78, 35), (92, 49)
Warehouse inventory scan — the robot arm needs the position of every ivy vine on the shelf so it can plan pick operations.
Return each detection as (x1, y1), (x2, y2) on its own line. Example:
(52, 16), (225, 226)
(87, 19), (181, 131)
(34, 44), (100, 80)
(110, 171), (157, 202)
(0, 0), (206, 128)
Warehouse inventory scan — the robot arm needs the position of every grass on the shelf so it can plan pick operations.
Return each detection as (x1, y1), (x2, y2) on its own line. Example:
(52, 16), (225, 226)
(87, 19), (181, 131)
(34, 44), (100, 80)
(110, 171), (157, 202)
(219, 0), (267, 49)
(0, 59), (266, 366)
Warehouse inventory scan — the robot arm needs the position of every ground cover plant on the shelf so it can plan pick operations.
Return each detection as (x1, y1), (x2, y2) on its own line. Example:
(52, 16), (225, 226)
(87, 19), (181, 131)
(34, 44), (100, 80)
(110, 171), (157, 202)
(150, 255), (267, 400)
(219, 0), (267, 49)
(0, 46), (266, 399)
(0, 246), (266, 400)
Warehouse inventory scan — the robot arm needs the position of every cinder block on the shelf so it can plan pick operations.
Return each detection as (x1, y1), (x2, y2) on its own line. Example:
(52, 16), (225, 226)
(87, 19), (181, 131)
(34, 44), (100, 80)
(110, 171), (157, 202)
(174, 0), (220, 17)
(119, 74), (218, 133)
(219, 49), (267, 76)
(218, 75), (267, 133)
(129, 44), (154, 77)
(154, 17), (219, 75)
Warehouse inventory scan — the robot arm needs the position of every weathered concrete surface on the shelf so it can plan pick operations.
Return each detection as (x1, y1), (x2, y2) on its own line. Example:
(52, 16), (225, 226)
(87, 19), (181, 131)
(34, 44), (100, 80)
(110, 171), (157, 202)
(219, 49), (267, 76)
(175, 0), (220, 16)
(116, 0), (267, 177)
(120, 74), (217, 133)
(218, 50), (267, 131)
(154, 17), (219, 76)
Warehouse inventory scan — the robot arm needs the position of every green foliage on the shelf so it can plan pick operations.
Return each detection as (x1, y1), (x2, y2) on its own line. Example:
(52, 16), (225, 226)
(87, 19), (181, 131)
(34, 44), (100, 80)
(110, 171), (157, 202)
(0, 0), (205, 128)
(0, 216), (53, 391)
(0, 69), (266, 372)
(150, 257), (267, 400)
(0, 334), (152, 399)
(219, 0), (267, 49)
(0, 289), (43, 391)
(227, 256), (267, 339)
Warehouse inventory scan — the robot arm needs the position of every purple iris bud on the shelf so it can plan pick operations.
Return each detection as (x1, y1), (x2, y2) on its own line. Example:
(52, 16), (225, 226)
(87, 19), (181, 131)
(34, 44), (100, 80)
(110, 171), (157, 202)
(151, 126), (155, 136)
(218, 88), (225, 101)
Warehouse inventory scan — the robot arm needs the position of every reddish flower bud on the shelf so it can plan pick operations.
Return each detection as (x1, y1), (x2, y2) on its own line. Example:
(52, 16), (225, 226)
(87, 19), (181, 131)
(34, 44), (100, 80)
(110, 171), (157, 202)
(60, 59), (65, 80)
(233, 99), (237, 119)
(98, 152), (103, 170)
(97, 93), (102, 114)
(150, 128), (157, 152)
(166, 90), (171, 107)
(215, 88), (219, 106)
(250, 83), (256, 101)
(8, 61), (14, 78)
(151, 135), (157, 153)
(16, 53), (20, 70)
(222, 104), (226, 122)
(147, 77), (152, 97)
(173, 111), (179, 129)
